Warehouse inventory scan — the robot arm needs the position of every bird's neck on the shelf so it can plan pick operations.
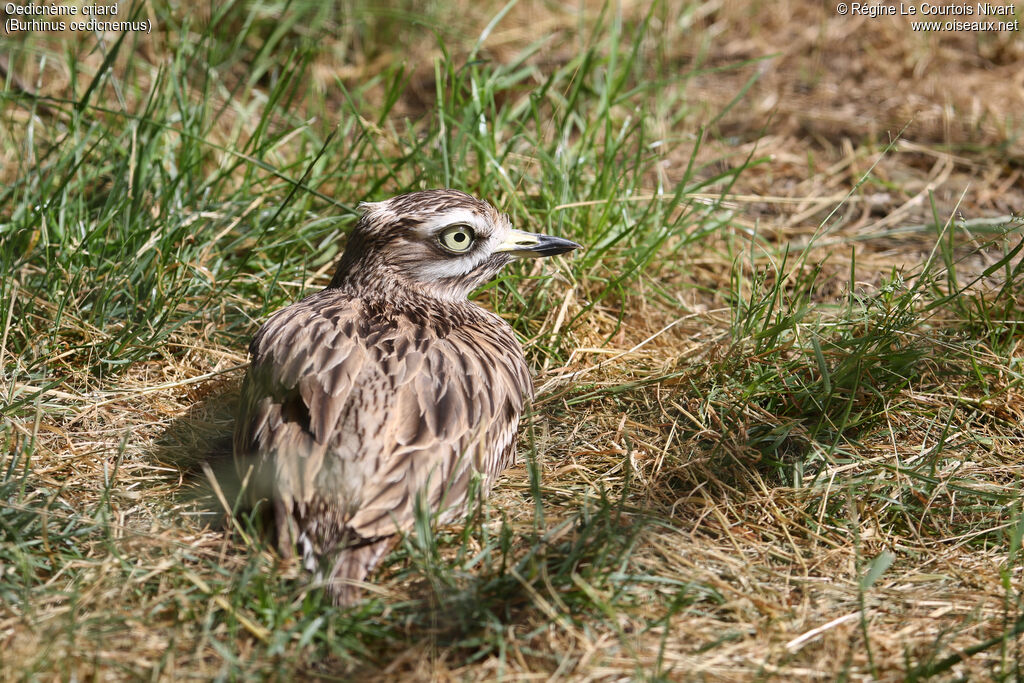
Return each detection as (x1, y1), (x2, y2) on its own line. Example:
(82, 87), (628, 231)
(329, 255), (478, 304)
(328, 258), (468, 309)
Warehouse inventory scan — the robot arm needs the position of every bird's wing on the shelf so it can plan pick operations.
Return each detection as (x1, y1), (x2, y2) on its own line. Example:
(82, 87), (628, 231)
(234, 291), (532, 552)
(234, 290), (367, 527)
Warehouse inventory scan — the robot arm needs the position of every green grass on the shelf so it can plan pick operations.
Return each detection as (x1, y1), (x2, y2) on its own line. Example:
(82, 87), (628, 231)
(2, 0), (1024, 679)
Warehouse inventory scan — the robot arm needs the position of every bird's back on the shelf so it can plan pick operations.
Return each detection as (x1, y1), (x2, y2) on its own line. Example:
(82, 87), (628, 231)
(234, 285), (531, 599)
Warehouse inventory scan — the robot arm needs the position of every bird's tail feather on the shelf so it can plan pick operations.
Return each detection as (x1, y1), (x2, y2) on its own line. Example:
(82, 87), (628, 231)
(319, 536), (395, 606)
(275, 499), (395, 605)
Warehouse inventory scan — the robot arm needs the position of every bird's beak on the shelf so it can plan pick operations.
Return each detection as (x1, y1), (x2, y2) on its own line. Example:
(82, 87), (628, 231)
(494, 229), (582, 258)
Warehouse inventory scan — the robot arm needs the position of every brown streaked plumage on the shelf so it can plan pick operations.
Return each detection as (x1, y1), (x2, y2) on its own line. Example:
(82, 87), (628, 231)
(233, 189), (580, 604)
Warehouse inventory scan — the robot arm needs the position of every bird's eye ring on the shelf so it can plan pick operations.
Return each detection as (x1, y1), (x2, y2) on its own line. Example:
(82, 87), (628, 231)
(438, 225), (475, 253)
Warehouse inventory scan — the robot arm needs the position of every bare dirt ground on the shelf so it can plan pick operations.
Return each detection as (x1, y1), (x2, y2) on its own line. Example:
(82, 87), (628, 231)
(686, 1), (1024, 274)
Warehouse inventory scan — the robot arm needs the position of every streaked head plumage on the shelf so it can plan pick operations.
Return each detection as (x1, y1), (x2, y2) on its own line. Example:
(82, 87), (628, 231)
(330, 189), (580, 299)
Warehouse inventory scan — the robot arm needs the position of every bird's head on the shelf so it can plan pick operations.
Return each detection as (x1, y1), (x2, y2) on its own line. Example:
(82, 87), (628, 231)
(330, 189), (581, 300)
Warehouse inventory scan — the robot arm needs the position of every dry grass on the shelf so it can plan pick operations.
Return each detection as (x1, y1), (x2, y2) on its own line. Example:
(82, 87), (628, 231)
(2, 0), (1023, 680)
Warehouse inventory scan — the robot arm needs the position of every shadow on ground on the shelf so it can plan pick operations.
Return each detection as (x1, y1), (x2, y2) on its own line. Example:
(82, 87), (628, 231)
(152, 375), (248, 527)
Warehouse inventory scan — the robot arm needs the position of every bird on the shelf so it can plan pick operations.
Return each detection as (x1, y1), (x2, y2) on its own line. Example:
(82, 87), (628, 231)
(233, 189), (580, 604)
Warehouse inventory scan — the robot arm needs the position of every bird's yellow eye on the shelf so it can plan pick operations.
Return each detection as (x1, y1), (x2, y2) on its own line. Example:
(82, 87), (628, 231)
(438, 225), (475, 253)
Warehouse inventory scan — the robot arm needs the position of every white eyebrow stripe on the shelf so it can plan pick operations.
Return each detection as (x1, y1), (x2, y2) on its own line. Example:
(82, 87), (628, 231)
(415, 209), (488, 235)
